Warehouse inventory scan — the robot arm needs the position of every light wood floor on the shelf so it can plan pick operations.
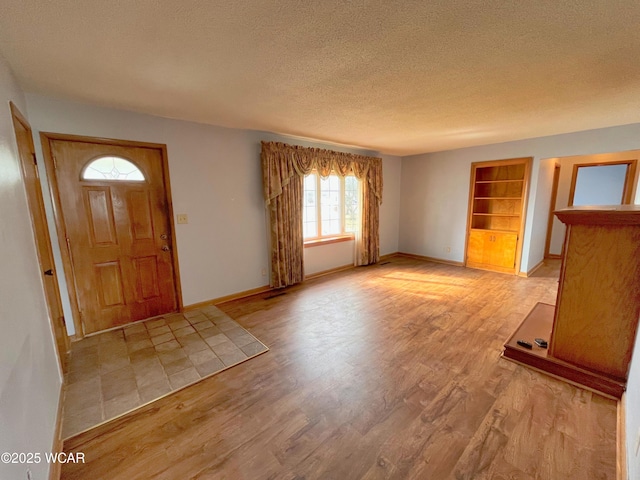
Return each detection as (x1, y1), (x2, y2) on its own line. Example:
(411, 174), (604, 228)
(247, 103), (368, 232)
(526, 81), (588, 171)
(61, 257), (617, 479)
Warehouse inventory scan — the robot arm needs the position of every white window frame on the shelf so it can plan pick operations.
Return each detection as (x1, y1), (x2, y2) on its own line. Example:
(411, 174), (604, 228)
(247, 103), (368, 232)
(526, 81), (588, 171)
(303, 171), (358, 246)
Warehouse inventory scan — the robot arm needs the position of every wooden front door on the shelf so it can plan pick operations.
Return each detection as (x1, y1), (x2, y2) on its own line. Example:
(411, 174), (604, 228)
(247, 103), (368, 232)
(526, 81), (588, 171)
(10, 104), (69, 370)
(45, 136), (178, 335)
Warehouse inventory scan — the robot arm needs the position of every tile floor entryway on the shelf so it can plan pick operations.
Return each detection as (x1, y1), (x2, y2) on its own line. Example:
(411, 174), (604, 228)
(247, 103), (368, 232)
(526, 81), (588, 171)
(62, 306), (268, 438)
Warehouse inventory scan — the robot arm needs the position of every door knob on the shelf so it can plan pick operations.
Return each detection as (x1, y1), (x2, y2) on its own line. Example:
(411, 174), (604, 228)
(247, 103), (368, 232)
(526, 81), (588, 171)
(44, 269), (54, 276)
(161, 245), (170, 252)
(160, 233), (168, 240)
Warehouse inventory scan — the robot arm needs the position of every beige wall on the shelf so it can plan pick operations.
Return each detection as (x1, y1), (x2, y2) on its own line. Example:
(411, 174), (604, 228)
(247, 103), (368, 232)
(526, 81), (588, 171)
(0, 55), (62, 480)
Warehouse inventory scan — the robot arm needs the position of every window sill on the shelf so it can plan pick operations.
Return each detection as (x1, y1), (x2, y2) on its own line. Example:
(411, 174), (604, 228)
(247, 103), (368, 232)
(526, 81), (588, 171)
(304, 235), (355, 248)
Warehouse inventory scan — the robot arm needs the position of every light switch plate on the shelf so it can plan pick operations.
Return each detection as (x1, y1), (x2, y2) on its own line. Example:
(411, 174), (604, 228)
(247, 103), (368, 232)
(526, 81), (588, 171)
(177, 214), (188, 224)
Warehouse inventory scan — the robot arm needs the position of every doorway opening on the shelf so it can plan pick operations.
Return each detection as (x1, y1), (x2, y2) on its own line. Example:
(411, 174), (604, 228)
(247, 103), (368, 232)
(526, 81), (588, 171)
(544, 152), (639, 259)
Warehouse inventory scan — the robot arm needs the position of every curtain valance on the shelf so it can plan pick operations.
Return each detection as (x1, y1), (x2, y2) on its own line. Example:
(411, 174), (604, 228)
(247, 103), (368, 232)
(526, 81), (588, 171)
(261, 141), (383, 206)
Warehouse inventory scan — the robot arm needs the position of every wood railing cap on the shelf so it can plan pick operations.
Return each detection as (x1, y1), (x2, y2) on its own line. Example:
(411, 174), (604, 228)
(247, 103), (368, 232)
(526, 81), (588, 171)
(554, 205), (640, 225)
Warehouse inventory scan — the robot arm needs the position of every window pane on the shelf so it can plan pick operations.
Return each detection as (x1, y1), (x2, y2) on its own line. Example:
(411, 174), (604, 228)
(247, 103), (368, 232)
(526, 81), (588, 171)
(304, 205), (317, 222)
(83, 156), (145, 181)
(303, 173), (318, 238)
(322, 218), (340, 235)
(304, 174), (317, 195)
(303, 221), (317, 238)
(344, 176), (359, 233)
(320, 175), (341, 235)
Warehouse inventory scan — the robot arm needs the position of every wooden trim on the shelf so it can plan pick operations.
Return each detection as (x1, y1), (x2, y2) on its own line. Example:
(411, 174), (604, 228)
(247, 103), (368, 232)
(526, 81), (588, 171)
(545, 253), (562, 260)
(515, 158), (533, 276)
(625, 161), (638, 204)
(183, 285), (273, 310)
(187, 255), (401, 309)
(501, 352), (622, 399)
(10, 103), (70, 371)
(469, 157), (535, 168)
(379, 252), (400, 262)
(9, 100), (29, 128)
(617, 394), (627, 480)
(516, 259), (545, 278)
(158, 143), (183, 312)
(41, 134), (91, 337)
(304, 235), (354, 248)
(40, 134), (87, 338)
(40, 132), (183, 339)
(39, 131), (173, 150)
(549, 224), (572, 361)
(568, 159), (638, 206)
(396, 252), (464, 267)
(463, 161), (476, 268)
(48, 382), (65, 480)
(544, 163), (561, 258)
(305, 263), (355, 280)
(554, 205), (640, 225)
(467, 261), (518, 275)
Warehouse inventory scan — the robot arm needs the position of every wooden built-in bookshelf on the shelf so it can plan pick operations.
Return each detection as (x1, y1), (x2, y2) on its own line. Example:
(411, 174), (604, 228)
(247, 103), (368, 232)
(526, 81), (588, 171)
(465, 158), (532, 274)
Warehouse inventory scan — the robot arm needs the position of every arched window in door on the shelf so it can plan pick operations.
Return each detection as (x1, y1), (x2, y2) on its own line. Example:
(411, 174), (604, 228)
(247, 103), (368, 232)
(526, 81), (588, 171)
(82, 156), (145, 181)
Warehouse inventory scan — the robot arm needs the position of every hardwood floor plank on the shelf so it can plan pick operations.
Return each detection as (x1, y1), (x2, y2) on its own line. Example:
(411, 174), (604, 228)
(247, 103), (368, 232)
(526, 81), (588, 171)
(61, 258), (616, 480)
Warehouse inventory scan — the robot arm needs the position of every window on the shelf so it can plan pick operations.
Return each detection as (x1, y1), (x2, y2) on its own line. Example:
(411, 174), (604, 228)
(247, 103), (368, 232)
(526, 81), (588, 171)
(303, 171), (359, 242)
(82, 156), (145, 181)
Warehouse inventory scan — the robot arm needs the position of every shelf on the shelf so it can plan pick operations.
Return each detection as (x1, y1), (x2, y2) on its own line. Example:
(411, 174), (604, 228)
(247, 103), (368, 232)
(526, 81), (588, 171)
(472, 213), (520, 217)
(475, 184), (523, 198)
(470, 228), (518, 234)
(475, 179), (524, 184)
(474, 196), (522, 200)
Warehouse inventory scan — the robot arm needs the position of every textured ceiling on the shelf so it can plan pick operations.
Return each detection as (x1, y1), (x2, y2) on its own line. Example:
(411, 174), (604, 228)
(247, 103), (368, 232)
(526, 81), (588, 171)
(1, 1), (640, 155)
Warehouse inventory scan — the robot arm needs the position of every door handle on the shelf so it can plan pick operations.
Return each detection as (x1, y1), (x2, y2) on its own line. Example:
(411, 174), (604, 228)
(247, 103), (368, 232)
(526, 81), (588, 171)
(160, 233), (168, 240)
(161, 245), (170, 252)
(44, 269), (54, 276)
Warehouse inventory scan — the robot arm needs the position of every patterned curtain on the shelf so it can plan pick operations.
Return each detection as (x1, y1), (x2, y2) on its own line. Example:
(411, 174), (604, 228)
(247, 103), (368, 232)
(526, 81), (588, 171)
(267, 177), (304, 288)
(261, 141), (383, 288)
(358, 179), (380, 265)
